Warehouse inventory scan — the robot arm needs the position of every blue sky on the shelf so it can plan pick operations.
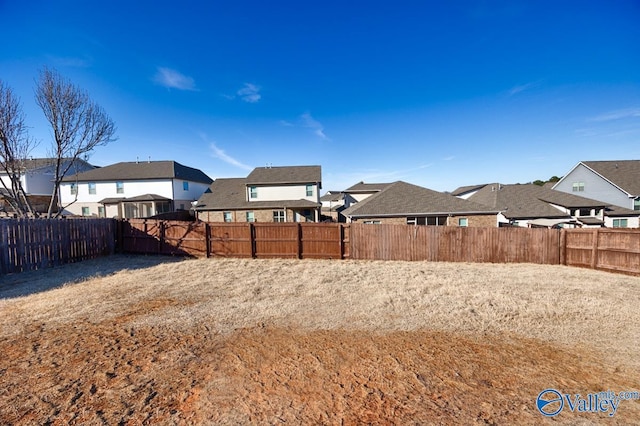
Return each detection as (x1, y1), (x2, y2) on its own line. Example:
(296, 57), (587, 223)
(1, 0), (639, 192)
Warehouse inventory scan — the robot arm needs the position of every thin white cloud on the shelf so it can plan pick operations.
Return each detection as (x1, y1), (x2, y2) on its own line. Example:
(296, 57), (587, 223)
(153, 67), (197, 91)
(507, 81), (541, 96)
(237, 83), (261, 103)
(200, 134), (252, 171)
(442, 156), (455, 161)
(590, 108), (640, 122)
(210, 143), (252, 171)
(300, 112), (329, 140)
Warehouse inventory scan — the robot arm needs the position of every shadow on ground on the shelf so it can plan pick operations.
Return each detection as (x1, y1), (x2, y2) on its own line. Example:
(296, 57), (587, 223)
(0, 254), (185, 299)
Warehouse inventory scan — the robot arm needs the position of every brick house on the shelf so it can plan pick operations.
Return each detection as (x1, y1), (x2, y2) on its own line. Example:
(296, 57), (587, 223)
(341, 180), (498, 226)
(195, 165), (322, 223)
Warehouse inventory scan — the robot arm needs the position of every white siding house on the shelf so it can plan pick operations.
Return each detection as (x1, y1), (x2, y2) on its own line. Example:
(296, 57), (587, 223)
(553, 161), (640, 211)
(59, 160), (212, 218)
(0, 158), (94, 215)
(553, 160), (640, 228)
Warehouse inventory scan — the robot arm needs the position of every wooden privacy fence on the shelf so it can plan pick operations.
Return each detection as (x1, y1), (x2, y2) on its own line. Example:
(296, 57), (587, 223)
(119, 220), (640, 275)
(4, 219), (638, 276)
(349, 224), (561, 264)
(119, 220), (350, 260)
(562, 228), (640, 275)
(0, 218), (116, 274)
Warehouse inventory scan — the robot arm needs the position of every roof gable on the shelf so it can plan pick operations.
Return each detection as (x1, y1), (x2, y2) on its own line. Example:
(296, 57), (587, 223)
(581, 160), (640, 196)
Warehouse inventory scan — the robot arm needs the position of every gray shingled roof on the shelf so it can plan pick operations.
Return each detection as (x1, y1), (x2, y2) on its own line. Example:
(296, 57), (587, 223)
(195, 178), (319, 211)
(344, 182), (393, 192)
(320, 191), (344, 202)
(582, 160), (640, 196)
(246, 165), (321, 185)
(2, 158), (94, 173)
(61, 161), (212, 184)
(342, 181), (497, 218)
(465, 183), (609, 219)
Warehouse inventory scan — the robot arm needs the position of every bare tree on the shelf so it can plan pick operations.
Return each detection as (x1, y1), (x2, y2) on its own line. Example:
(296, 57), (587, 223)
(35, 67), (117, 217)
(0, 80), (38, 217)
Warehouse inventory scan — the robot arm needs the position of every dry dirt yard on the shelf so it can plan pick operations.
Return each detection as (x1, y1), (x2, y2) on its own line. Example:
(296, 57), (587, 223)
(1, 255), (639, 425)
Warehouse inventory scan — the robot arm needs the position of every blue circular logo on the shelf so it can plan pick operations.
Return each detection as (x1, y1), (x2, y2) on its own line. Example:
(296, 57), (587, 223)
(537, 389), (564, 417)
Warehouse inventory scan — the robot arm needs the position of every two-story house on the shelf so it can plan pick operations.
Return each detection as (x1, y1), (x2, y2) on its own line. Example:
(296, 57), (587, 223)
(194, 165), (322, 222)
(552, 160), (640, 227)
(59, 160), (213, 218)
(1, 158), (94, 215)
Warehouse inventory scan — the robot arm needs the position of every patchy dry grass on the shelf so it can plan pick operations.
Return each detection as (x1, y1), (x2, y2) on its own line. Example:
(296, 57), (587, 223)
(1, 255), (639, 424)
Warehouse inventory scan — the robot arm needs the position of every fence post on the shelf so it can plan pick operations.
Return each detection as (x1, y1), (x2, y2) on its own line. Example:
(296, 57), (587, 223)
(339, 224), (344, 260)
(205, 222), (211, 258)
(591, 228), (600, 270)
(0, 220), (9, 274)
(559, 229), (566, 265)
(250, 223), (256, 258)
(297, 223), (302, 259)
(158, 220), (164, 255)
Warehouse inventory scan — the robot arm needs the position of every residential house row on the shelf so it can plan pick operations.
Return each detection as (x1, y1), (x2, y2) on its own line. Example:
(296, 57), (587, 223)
(1, 158), (639, 227)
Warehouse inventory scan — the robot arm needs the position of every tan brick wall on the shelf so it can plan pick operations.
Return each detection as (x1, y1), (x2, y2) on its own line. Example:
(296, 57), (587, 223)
(448, 214), (497, 227)
(351, 217), (406, 225)
(198, 211), (225, 222)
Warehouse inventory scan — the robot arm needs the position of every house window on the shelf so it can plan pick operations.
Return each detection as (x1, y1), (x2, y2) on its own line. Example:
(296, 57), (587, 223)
(183, 181), (189, 191)
(613, 219), (628, 228)
(81, 207), (90, 216)
(249, 186), (257, 199)
(407, 217), (427, 225)
(458, 218), (468, 227)
(306, 184), (313, 197)
(98, 206), (105, 218)
(88, 182), (96, 194)
(634, 198), (640, 211)
(157, 202), (171, 214)
(223, 211), (232, 222)
(427, 216), (447, 226)
(578, 208), (592, 216)
(572, 182), (585, 192)
(246, 211), (255, 222)
(273, 210), (286, 222)
(116, 181), (124, 194)
(70, 183), (77, 195)
(363, 220), (381, 224)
